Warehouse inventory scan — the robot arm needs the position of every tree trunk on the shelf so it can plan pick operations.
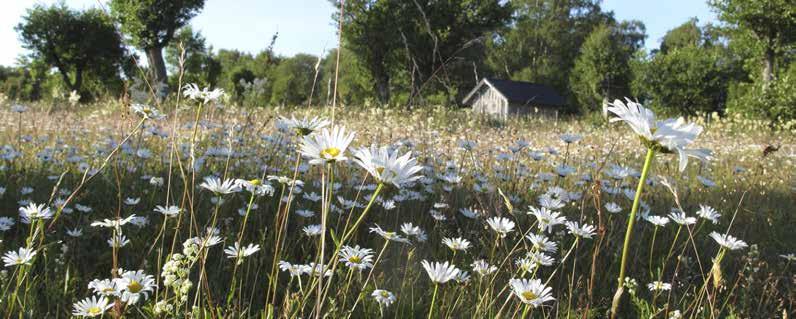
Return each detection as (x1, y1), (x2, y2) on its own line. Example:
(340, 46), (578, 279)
(146, 46), (169, 95)
(374, 71), (390, 105)
(762, 45), (775, 84)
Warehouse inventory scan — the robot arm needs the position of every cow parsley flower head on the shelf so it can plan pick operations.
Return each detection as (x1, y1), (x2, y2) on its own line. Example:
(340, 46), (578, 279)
(606, 98), (711, 171)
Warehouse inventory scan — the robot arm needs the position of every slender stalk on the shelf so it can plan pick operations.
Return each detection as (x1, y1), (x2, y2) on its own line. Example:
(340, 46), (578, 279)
(610, 148), (655, 319)
(427, 284), (439, 319)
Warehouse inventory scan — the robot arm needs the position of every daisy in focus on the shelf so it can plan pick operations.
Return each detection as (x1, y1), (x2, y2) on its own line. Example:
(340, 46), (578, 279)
(606, 98), (711, 171)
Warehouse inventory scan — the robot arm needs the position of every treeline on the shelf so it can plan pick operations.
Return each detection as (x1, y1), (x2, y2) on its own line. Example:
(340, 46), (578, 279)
(0, 0), (793, 121)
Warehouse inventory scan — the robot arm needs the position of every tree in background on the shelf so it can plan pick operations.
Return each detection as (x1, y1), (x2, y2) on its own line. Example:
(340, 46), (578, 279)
(110, 0), (206, 94)
(486, 0), (613, 94)
(631, 20), (743, 116)
(336, 0), (510, 107)
(392, 0), (511, 107)
(569, 24), (636, 112)
(710, 0), (795, 84)
(334, 0), (400, 104)
(269, 54), (320, 106)
(165, 26), (221, 88)
(659, 18), (703, 54)
(16, 3), (126, 99)
(319, 48), (373, 106)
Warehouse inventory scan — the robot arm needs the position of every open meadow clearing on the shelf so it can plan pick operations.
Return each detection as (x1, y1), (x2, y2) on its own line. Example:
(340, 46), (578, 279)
(0, 99), (794, 318)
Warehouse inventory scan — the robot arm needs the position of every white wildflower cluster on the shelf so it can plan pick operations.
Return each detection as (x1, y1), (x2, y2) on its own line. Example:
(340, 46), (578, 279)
(160, 239), (201, 308)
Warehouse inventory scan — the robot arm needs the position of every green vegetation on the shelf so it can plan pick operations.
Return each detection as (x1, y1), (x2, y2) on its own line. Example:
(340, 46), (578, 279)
(0, 0), (794, 120)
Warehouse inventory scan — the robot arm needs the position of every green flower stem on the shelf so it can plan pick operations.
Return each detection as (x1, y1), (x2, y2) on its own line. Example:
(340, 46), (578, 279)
(428, 283), (440, 319)
(611, 147), (655, 319)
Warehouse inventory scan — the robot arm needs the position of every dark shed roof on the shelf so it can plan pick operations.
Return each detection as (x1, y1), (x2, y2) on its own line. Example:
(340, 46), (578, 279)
(485, 78), (567, 107)
(462, 78), (567, 107)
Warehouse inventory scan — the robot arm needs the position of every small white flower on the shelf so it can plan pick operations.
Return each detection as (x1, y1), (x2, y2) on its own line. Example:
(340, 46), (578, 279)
(486, 217), (515, 238)
(647, 281), (672, 291)
(224, 242), (260, 262)
(442, 237), (472, 252)
(299, 126), (355, 165)
(606, 98), (711, 172)
(72, 295), (112, 317)
(2, 247), (36, 267)
(509, 278), (555, 307)
(371, 289), (396, 307)
(421, 260), (460, 284)
(695, 205), (720, 224)
(709, 232), (748, 250)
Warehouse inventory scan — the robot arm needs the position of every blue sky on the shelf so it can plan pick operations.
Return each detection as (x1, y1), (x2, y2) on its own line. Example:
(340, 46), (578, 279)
(0, 0), (717, 66)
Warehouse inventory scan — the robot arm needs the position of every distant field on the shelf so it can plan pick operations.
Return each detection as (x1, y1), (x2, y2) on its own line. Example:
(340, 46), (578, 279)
(0, 101), (793, 318)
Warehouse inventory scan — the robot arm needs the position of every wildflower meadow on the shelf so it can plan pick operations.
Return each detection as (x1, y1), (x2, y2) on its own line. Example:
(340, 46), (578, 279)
(0, 89), (793, 318)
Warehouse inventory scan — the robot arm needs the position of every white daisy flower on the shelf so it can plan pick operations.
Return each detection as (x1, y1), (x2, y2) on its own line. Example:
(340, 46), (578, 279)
(299, 126), (355, 165)
(72, 295), (112, 317)
(2, 247), (36, 267)
(509, 278), (555, 307)
(606, 98), (711, 171)
(709, 232), (748, 250)
(421, 260), (460, 284)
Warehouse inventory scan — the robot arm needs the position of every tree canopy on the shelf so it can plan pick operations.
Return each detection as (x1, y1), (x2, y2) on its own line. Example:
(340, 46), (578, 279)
(16, 3), (126, 98)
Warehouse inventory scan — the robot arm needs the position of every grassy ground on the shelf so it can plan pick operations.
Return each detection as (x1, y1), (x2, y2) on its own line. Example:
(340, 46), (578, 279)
(0, 100), (794, 318)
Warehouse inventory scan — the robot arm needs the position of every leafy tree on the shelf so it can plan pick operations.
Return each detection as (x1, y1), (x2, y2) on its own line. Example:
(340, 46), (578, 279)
(660, 18), (703, 54)
(269, 54), (320, 106)
(486, 0), (614, 93)
(336, 0), (510, 107)
(392, 0), (511, 107)
(570, 24), (634, 112)
(16, 3), (126, 97)
(319, 48), (373, 106)
(165, 26), (221, 87)
(110, 0), (206, 91)
(631, 46), (740, 116)
(334, 0), (400, 104)
(709, 0), (796, 83)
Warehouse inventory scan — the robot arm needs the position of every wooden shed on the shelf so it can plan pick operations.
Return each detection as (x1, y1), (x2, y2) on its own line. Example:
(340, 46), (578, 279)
(462, 78), (568, 117)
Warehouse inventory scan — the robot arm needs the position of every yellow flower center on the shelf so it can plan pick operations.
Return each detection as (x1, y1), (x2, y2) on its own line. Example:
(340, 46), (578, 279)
(376, 167), (385, 175)
(102, 287), (115, 294)
(349, 256), (362, 263)
(320, 147), (341, 159)
(127, 280), (143, 293)
(521, 291), (537, 301)
(380, 291), (389, 298)
(88, 306), (102, 315)
(249, 179), (262, 186)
